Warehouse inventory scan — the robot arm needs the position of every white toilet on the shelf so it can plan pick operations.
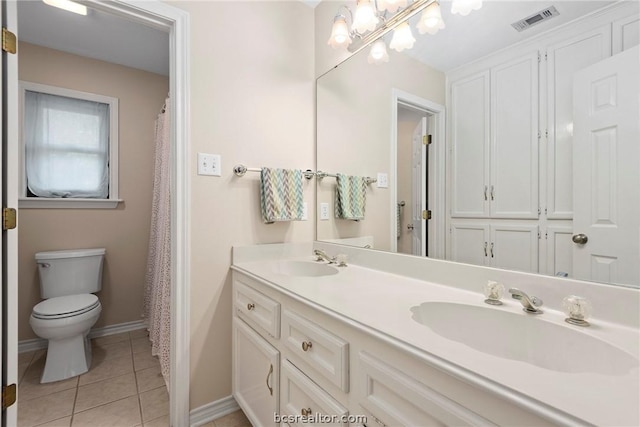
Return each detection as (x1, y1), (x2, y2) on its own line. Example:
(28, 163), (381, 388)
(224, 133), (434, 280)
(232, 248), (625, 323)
(29, 248), (105, 383)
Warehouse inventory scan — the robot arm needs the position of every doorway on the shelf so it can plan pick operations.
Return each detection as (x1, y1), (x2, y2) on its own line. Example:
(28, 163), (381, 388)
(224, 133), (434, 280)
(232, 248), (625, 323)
(3, 1), (190, 425)
(391, 89), (446, 259)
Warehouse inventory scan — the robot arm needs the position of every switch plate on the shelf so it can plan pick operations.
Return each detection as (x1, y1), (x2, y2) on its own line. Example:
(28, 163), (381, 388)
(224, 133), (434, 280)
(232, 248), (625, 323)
(197, 153), (221, 176)
(302, 202), (308, 221)
(320, 203), (329, 220)
(377, 173), (388, 188)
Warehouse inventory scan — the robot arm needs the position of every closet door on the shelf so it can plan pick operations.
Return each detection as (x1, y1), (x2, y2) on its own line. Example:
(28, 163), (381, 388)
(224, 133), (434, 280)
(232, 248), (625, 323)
(545, 26), (612, 219)
(450, 71), (490, 218)
(490, 223), (539, 273)
(449, 221), (490, 267)
(490, 52), (539, 219)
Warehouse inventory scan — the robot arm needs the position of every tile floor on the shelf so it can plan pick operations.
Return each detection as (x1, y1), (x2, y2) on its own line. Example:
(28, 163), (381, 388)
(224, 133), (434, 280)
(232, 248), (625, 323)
(17, 329), (251, 426)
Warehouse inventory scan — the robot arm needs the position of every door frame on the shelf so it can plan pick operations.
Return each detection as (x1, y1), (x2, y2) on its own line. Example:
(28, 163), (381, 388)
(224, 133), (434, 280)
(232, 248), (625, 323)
(390, 89), (445, 258)
(65, 1), (190, 424)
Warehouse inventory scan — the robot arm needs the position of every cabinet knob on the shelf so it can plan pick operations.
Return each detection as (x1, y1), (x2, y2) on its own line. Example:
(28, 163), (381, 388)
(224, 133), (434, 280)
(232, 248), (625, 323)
(301, 408), (312, 416)
(301, 341), (313, 352)
(247, 303), (255, 311)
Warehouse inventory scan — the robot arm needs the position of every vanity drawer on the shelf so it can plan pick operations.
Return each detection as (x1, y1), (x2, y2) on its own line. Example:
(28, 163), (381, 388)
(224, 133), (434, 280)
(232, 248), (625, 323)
(282, 310), (349, 392)
(280, 360), (348, 427)
(357, 351), (496, 427)
(234, 277), (281, 338)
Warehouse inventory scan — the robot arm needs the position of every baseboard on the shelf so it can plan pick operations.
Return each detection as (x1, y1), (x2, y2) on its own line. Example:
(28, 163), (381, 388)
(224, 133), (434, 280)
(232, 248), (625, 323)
(190, 395), (240, 427)
(19, 319), (147, 353)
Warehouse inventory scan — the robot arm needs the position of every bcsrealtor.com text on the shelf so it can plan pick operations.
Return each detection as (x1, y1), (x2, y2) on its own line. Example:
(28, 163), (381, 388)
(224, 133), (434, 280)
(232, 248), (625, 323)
(274, 413), (368, 424)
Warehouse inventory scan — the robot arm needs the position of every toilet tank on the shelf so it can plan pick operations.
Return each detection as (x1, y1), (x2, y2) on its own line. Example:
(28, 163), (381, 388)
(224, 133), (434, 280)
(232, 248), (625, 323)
(35, 248), (106, 298)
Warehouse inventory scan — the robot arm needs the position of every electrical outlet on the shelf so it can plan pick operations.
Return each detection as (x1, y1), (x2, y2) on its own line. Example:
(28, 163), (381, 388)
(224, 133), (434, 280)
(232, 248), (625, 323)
(302, 202), (308, 221)
(377, 173), (389, 188)
(197, 153), (222, 176)
(320, 203), (329, 220)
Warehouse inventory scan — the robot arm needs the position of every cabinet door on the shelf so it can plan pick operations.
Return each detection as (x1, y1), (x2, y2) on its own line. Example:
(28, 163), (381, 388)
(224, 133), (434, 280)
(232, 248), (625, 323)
(546, 26), (612, 219)
(545, 224), (573, 278)
(233, 317), (279, 427)
(490, 223), (539, 273)
(450, 71), (490, 218)
(490, 52), (539, 219)
(449, 221), (490, 266)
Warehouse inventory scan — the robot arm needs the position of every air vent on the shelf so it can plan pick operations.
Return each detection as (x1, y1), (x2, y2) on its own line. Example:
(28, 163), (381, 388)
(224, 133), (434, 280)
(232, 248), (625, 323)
(511, 6), (559, 32)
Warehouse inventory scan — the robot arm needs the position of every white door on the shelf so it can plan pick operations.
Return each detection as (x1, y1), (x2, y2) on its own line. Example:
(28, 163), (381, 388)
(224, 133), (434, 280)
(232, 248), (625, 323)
(411, 117), (427, 256)
(2, 1), (19, 424)
(490, 52), (539, 219)
(232, 318), (279, 427)
(572, 46), (640, 286)
(449, 221), (490, 267)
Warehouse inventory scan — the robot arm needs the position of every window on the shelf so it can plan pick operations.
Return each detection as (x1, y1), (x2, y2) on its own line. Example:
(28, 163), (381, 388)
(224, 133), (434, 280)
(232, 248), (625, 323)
(19, 82), (120, 208)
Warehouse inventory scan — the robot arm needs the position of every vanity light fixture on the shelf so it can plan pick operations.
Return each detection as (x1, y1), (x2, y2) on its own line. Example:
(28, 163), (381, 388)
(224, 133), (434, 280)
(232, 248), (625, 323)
(327, 0), (481, 64)
(353, 0), (380, 33)
(451, 0), (483, 16)
(368, 39), (390, 64)
(42, 0), (88, 15)
(417, 2), (445, 35)
(389, 22), (416, 52)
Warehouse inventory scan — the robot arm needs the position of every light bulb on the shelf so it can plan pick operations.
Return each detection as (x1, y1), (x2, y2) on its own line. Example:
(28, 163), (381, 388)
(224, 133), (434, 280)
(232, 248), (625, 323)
(389, 22), (415, 52)
(353, 0), (379, 34)
(327, 16), (352, 49)
(451, 0), (482, 16)
(377, 0), (408, 13)
(417, 2), (445, 35)
(367, 40), (389, 64)
(43, 0), (87, 15)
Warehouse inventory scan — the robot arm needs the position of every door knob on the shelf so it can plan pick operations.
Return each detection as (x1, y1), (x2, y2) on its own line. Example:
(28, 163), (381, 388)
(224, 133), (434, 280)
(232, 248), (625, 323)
(572, 234), (588, 244)
(407, 224), (414, 230)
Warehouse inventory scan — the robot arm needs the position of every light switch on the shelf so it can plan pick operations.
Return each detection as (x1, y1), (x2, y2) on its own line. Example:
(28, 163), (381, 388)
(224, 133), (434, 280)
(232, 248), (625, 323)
(197, 153), (222, 176)
(320, 203), (330, 220)
(377, 173), (388, 188)
(302, 202), (308, 221)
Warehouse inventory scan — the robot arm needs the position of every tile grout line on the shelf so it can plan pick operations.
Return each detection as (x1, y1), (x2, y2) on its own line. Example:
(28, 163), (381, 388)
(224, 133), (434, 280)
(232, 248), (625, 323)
(131, 331), (146, 426)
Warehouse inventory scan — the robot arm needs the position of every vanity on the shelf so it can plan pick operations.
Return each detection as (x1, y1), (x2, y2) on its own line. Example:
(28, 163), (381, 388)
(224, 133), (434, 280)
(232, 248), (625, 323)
(231, 242), (640, 427)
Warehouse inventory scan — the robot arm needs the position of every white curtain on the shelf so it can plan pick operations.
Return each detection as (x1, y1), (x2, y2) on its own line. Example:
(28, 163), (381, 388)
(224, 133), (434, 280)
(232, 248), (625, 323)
(143, 97), (171, 386)
(24, 90), (109, 198)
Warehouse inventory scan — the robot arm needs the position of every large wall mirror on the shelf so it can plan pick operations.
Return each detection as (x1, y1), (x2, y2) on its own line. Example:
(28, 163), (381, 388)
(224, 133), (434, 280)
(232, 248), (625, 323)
(316, 0), (640, 288)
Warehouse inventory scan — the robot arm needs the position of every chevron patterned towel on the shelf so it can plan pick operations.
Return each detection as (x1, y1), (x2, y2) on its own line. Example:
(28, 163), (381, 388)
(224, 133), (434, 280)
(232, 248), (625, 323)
(260, 167), (305, 223)
(335, 174), (367, 220)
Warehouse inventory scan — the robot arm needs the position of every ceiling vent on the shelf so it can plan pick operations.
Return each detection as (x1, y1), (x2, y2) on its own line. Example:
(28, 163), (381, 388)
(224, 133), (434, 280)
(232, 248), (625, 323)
(511, 6), (560, 32)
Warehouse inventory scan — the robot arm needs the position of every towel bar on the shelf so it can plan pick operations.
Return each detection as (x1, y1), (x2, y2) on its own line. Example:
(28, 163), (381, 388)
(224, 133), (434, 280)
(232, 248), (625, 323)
(233, 164), (377, 184)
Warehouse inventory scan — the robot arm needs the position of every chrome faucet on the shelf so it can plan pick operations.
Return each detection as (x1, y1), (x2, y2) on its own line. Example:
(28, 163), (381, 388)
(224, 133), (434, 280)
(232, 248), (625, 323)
(509, 288), (543, 314)
(313, 249), (336, 264)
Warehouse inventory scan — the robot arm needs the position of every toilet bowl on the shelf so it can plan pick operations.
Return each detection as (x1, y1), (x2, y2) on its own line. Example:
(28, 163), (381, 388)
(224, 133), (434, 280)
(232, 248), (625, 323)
(30, 295), (102, 383)
(30, 249), (105, 383)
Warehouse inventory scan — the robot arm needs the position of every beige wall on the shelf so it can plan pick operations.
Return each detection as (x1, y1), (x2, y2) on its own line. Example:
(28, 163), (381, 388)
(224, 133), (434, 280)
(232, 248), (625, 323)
(168, 1), (315, 409)
(18, 43), (169, 340)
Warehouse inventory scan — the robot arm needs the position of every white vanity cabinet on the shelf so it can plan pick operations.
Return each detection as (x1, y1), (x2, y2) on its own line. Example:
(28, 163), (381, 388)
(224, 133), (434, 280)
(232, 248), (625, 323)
(231, 268), (554, 427)
(449, 220), (539, 273)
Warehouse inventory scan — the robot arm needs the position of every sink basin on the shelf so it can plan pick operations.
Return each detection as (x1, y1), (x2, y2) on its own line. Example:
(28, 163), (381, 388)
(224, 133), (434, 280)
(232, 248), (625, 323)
(410, 302), (638, 375)
(272, 261), (339, 277)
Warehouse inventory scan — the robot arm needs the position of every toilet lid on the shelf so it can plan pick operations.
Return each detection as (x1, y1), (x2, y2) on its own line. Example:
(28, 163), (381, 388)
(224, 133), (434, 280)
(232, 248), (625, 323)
(33, 294), (100, 319)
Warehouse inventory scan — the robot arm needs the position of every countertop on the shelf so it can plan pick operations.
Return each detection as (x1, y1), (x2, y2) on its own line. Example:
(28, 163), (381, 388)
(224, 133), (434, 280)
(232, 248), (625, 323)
(232, 253), (640, 427)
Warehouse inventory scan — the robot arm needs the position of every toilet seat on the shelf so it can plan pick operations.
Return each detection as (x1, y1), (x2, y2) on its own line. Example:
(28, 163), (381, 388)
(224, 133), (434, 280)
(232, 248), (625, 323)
(32, 294), (100, 320)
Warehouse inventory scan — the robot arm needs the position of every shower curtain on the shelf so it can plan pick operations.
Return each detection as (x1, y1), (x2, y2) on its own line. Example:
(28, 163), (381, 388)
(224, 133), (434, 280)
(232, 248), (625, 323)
(143, 97), (171, 386)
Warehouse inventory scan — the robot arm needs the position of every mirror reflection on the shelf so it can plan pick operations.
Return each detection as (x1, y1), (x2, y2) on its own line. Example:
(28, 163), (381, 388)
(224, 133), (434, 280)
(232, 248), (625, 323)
(316, 0), (640, 287)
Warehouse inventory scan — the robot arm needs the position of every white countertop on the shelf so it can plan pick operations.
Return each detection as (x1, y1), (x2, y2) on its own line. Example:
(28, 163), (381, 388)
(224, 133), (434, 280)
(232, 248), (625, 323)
(232, 248), (640, 427)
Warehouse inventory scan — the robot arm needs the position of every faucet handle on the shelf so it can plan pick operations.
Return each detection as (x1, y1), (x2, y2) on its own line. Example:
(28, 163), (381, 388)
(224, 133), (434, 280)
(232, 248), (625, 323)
(562, 295), (592, 327)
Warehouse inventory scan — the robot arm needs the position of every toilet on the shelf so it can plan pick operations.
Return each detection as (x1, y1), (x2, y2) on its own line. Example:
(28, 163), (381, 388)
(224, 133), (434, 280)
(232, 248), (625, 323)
(29, 248), (105, 383)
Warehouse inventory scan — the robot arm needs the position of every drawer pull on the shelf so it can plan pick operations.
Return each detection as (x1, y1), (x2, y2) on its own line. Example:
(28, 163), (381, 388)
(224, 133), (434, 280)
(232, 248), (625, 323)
(301, 341), (313, 352)
(247, 303), (255, 311)
(301, 408), (312, 416)
(265, 363), (273, 396)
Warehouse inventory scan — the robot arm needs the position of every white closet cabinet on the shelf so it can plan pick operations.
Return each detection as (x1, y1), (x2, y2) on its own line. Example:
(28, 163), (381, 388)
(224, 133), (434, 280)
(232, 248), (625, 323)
(450, 220), (539, 273)
(450, 51), (539, 219)
(545, 25), (612, 219)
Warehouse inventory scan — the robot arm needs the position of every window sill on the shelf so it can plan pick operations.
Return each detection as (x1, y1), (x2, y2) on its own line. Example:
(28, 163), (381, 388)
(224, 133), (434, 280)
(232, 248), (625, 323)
(19, 198), (123, 209)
